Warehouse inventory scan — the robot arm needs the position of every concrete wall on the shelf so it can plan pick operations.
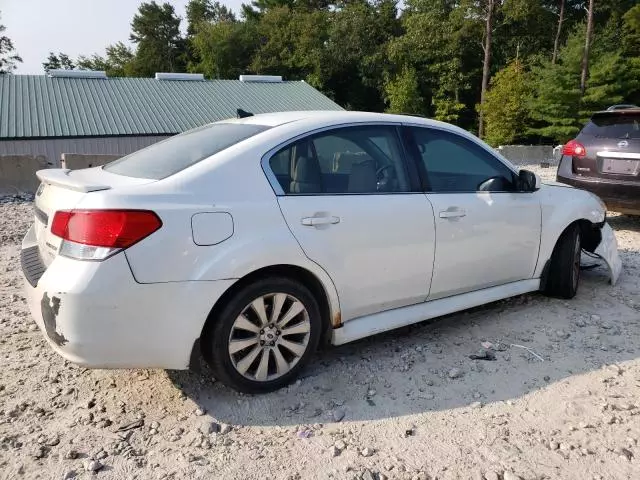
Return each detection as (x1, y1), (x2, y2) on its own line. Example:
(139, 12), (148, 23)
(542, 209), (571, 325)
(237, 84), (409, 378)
(61, 153), (122, 170)
(496, 145), (558, 167)
(0, 135), (170, 168)
(0, 155), (48, 195)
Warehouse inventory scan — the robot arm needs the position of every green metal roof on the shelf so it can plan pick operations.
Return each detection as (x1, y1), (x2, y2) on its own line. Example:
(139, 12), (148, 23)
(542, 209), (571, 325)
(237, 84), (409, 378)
(0, 75), (343, 139)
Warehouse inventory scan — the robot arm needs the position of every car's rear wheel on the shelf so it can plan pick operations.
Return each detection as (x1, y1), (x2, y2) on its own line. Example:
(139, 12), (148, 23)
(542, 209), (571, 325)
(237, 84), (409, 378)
(544, 224), (582, 299)
(202, 277), (322, 393)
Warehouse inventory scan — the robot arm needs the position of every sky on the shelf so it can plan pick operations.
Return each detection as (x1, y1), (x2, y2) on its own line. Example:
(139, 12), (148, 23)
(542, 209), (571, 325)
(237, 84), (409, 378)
(2, 0), (244, 74)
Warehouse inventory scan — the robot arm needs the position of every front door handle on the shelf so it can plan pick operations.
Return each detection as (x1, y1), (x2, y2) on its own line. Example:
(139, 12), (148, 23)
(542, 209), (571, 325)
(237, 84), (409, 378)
(301, 216), (341, 226)
(439, 208), (466, 219)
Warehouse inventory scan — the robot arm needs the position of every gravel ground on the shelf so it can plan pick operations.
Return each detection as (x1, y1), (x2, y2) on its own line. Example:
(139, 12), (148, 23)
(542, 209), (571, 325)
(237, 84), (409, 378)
(1, 168), (639, 480)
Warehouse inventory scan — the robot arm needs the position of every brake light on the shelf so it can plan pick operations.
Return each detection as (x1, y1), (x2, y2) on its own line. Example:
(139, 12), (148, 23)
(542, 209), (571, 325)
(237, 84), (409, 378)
(51, 210), (162, 260)
(562, 139), (586, 157)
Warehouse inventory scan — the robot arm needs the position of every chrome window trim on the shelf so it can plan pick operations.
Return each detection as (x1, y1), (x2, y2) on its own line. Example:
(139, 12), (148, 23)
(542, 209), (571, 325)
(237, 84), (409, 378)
(260, 121), (411, 197)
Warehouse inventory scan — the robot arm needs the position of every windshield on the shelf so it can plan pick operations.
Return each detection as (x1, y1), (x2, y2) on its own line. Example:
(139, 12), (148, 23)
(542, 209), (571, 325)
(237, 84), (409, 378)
(104, 123), (271, 179)
(582, 113), (640, 139)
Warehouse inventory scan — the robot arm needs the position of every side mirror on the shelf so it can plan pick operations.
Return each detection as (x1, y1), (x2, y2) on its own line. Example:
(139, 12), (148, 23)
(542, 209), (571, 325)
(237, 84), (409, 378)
(518, 169), (541, 192)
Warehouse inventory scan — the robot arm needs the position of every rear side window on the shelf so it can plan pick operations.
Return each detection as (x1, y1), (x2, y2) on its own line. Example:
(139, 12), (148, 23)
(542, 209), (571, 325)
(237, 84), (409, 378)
(582, 113), (640, 139)
(268, 125), (410, 194)
(104, 123), (270, 179)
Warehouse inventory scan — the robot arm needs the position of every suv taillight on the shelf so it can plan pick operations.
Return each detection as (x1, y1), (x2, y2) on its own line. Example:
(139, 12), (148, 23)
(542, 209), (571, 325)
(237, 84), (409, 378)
(562, 139), (586, 157)
(51, 209), (162, 260)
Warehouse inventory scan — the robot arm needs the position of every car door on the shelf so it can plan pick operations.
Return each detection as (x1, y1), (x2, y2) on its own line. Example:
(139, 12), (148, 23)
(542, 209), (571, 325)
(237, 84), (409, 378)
(268, 124), (436, 322)
(406, 126), (541, 300)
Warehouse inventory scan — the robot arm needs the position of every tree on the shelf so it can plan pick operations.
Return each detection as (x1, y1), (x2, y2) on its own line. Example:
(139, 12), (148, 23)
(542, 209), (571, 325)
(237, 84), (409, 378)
(43, 52), (75, 72)
(320, 0), (400, 111)
(528, 27), (583, 142)
(383, 66), (423, 114)
(580, 0), (595, 94)
(129, 1), (185, 76)
(478, 0), (496, 139)
(387, 0), (483, 128)
(479, 60), (532, 146)
(77, 42), (135, 77)
(250, 6), (328, 85)
(191, 20), (258, 78)
(552, 0), (565, 64)
(186, 0), (235, 36)
(622, 3), (640, 57)
(0, 13), (22, 73)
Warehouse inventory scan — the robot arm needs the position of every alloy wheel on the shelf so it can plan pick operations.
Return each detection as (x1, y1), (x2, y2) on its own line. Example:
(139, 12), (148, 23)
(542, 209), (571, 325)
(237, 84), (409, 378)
(228, 293), (311, 382)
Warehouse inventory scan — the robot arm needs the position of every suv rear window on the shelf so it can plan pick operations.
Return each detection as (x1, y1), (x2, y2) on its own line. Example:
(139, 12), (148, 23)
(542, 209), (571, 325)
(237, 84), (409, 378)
(582, 112), (640, 139)
(104, 123), (270, 179)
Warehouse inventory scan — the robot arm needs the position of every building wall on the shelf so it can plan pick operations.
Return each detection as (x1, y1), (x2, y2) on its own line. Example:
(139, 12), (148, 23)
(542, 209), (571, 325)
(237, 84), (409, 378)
(0, 135), (171, 168)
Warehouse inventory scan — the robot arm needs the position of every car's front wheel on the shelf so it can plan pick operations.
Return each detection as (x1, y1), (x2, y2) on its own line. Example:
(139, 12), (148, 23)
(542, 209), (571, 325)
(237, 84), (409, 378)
(202, 277), (322, 393)
(544, 224), (582, 299)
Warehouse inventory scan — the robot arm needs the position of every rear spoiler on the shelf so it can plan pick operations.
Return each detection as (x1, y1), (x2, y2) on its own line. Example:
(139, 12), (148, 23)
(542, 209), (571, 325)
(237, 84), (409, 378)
(36, 169), (111, 193)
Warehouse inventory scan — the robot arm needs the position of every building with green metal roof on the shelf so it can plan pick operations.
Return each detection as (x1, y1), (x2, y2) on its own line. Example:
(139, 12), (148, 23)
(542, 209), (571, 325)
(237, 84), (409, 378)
(0, 71), (343, 168)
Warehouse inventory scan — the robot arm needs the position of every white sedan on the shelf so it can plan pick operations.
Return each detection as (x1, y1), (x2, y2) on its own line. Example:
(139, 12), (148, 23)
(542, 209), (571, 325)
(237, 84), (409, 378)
(21, 111), (621, 393)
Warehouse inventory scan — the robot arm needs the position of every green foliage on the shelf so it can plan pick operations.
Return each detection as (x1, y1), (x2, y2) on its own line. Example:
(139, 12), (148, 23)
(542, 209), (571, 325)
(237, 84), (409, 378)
(51, 0), (640, 139)
(186, 0), (235, 36)
(77, 43), (135, 77)
(129, 1), (185, 76)
(384, 66), (423, 114)
(623, 4), (640, 56)
(320, 0), (400, 110)
(479, 60), (532, 146)
(250, 7), (328, 85)
(0, 12), (21, 74)
(528, 26), (584, 142)
(528, 16), (640, 143)
(42, 52), (75, 73)
(191, 21), (258, 78)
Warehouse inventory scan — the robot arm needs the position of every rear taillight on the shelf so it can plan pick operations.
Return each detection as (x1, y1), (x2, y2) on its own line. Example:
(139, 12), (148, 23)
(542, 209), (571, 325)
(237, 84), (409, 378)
(562, 139), (587, 157)
(51, 209), (162, 260)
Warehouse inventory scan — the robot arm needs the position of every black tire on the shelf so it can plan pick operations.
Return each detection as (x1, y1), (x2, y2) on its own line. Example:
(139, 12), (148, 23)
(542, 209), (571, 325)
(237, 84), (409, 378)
(201, 277), (322, 394)
(544, 224), (582, 299)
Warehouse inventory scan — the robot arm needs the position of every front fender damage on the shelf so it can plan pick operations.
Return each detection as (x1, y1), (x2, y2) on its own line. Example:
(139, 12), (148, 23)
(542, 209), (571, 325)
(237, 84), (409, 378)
(41, 293), (68, 346)
(593, 223), (622, 286)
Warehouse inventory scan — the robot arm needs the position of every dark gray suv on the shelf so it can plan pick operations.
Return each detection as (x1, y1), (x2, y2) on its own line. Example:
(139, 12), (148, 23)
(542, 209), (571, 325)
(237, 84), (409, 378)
(557, 107), (640, 215)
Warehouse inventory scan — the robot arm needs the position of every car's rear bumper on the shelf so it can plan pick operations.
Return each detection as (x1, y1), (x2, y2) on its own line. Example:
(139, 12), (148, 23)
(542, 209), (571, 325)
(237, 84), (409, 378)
(557, 155), (640, 215)
(21, 225), (235, 370)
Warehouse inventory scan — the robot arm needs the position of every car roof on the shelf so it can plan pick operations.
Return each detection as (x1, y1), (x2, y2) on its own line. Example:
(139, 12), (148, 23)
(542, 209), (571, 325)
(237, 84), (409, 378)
(224, 110), (448, 129)
(593, 107), (640, 116)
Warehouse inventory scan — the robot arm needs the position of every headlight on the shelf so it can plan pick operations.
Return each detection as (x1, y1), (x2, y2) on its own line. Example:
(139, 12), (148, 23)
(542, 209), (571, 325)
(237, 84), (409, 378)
(591, 193), (606, 212)
(588, 192), (607, 223)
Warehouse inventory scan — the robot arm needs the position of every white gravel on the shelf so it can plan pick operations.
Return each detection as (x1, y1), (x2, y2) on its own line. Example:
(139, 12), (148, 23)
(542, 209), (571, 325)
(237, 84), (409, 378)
(1, 169), (639, 480)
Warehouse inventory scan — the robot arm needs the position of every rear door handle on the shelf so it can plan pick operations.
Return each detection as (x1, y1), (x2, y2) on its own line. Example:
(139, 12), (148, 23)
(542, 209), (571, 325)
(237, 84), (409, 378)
(301, 216), (340, 226)
(439, 208), (466, 219)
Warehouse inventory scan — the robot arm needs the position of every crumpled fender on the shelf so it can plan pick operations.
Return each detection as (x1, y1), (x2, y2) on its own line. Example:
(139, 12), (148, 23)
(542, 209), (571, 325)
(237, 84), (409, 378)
(594, 223), (622, 285)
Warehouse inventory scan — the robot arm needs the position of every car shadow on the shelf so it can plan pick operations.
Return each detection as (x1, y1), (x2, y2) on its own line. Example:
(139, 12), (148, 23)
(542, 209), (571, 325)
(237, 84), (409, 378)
(607, 213), (640, 232)
(167, 257), (640, 427)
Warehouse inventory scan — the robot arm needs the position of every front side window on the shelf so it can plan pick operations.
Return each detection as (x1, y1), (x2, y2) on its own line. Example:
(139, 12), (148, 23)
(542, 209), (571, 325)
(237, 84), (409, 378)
(104, 123), (270, 179)
(411, 127), (516, 193)
(269, 125), (410, 194)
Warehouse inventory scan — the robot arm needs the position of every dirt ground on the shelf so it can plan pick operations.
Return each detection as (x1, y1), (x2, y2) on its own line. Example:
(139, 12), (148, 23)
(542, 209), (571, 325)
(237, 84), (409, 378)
(1, 166), (639, 480)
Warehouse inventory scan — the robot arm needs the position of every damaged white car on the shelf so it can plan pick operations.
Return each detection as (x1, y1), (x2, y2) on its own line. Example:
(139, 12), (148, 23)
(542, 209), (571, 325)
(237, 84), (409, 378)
(21, 111), (622, 393)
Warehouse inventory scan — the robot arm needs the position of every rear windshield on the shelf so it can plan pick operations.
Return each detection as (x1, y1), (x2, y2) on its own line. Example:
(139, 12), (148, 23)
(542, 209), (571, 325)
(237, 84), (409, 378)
(582, 113), (640, 139)
(103, 123), (270, 179)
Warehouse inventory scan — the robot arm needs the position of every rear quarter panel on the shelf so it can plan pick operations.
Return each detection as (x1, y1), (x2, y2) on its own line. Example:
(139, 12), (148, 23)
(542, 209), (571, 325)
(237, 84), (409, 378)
(74, 138), (342, 326)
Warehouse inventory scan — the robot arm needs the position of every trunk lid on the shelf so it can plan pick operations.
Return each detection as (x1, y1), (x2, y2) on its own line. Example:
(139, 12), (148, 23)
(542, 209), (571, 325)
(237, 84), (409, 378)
(573, 110), (640, 183)
(33, 167), (154, 266)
